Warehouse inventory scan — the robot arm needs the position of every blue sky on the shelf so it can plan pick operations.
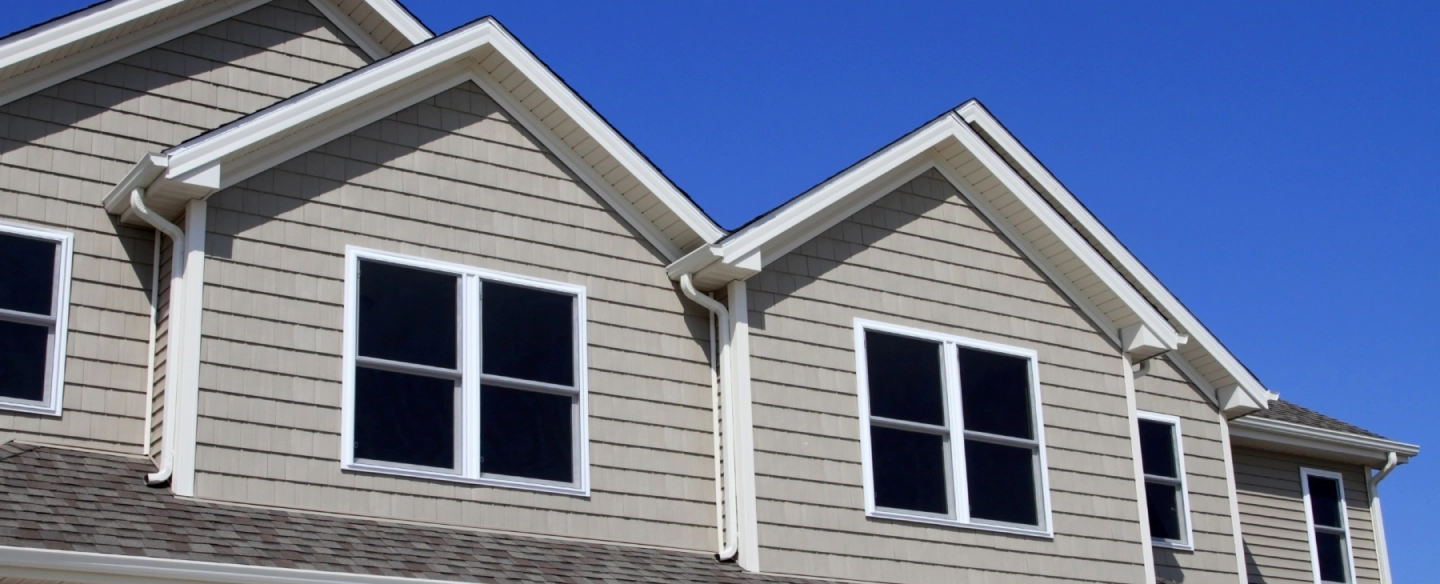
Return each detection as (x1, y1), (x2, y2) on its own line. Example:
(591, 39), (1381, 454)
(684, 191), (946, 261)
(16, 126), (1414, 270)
(5, 0), (1438, 579)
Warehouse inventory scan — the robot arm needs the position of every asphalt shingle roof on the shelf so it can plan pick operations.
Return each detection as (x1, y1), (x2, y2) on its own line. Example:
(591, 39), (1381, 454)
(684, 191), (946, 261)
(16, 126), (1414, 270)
(1249, 399), (1388, 439)
(0, 442), (834, 583)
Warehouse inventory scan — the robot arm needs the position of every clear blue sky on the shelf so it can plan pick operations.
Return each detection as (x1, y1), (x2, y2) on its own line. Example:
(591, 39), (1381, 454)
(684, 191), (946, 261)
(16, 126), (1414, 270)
(6, 0), (1438, 579)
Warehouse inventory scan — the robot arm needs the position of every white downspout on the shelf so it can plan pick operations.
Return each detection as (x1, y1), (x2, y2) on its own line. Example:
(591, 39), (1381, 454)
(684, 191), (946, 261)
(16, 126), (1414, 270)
(680, 273), (739, 563)
(142, 229), (159, 457)
(1369, 452), (1400, 584)
(129, 189), (185, 486)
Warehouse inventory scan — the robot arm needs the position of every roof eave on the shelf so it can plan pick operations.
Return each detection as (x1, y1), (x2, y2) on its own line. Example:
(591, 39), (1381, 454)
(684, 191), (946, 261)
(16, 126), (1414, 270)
(1229, 416), (1419, 465)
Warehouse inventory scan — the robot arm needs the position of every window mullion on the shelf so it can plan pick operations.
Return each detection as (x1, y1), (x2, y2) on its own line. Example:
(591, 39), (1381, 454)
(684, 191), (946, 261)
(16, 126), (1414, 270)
(462, 274), (482, 479)
(0, 307), (55, 327)
(943, 341), (968, 522)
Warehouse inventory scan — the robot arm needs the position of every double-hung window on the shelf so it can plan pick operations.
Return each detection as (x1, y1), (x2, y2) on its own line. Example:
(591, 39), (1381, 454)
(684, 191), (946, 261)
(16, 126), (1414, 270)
(341, 248), (588, 495)
(0, 222), (73, 416)
(1137, 412), (1193, 549)
(855, 319), (1052, 536)
(1301, 468), (1355, 583)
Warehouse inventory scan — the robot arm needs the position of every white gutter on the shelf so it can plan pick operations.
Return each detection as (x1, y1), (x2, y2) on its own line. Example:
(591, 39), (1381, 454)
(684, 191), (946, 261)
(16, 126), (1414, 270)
(128, 189), (185, 486)
(1228, 416), (1419, 464)
(142, 229), (160, 457)
(0, 545), (461, 584)
(679, 273), (739, 562)
(1369, 452), (1401, 584)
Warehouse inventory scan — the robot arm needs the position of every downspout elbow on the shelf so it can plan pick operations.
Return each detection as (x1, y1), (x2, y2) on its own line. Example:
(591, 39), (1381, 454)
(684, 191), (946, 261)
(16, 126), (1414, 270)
(1371, 452), (1400, 488)
(130, 189), (184, 487)
(680, 274), (739, 563)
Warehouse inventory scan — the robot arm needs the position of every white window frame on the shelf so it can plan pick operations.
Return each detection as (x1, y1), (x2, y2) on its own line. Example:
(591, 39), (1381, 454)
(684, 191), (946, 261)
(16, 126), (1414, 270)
(854, 318), (1053, 538)
(1300, 467), (1357, 584)
(1137, 411), (1195, 550)
(340, 246), (589, 496)
(0, 220), (73, 417)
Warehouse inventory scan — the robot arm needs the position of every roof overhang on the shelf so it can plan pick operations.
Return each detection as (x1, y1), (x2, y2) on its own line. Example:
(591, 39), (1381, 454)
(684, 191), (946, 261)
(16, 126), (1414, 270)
(102, 17), (723, 260)
(1229, 416), (1420, 466)
(0, 545), (457, 584)
(0, 0), (431, 109)
(953, 101), (1277, 413)
(668, 107), (1184, 360)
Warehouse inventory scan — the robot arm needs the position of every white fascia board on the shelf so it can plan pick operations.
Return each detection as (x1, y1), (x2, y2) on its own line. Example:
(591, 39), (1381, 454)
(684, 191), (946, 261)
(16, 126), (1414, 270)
(0, 0), (270, 109)
(164, 21), (500, 178)
(481, 25), (725, 245)
(0, 0), (188, 67)
(712, 112), (1179, 349)
(360, 0), (433, 44)
(307, 0), (391, 60)
(956, 101), (1276, 408)
(0, 545), (461, 584)
(1229, 416), (1420, 464)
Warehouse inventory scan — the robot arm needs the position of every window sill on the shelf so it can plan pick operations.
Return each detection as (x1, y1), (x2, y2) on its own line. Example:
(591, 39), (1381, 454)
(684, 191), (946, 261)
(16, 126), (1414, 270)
(0, 399), (61, 417)
(343, 462), (590, 498)
(867, 509), (1054, 539)
(1151, 539), (1194, 552)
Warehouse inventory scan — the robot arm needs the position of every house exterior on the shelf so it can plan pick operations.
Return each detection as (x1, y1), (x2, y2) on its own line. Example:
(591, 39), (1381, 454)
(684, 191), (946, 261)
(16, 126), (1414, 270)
(0, 2), (1418, 584)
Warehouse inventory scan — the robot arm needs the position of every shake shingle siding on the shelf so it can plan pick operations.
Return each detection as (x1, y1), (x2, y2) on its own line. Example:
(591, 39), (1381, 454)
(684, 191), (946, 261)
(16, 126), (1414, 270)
(745, 169), (1147, 583)
(1234, 447), (1380, 584)
(0, 0), (372, 453)
(194, 81), (719, 551)
(1135, 357), (1242, 583)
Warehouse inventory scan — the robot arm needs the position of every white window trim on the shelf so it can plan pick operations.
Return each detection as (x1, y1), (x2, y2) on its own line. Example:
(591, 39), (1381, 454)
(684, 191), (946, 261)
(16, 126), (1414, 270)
(854, 318), (1053, 538)
(1137, 411), (1195, 551)
(0, 220), (73, 417)
(340, 246), (590, 497)
(1300, 467), (1358, 584)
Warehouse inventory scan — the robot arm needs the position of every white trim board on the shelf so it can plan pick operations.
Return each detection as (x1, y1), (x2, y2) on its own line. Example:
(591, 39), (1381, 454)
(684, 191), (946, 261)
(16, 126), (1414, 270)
(103, 18), (722, 261)
(955, 100), (1275, 412)
(670, 110), (1183, 359)
(0, 0), (428, 110)
(1229, 415), (1419, 465)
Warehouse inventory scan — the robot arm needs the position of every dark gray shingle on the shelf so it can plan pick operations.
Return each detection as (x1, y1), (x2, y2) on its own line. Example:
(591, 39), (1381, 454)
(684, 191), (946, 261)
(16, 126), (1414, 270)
(0, 442), (835, 583)
(1249, 400), (1387, 439)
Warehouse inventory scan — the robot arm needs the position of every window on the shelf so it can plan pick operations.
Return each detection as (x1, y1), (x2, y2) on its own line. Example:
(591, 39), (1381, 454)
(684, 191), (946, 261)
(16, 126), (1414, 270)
(1301, 468), (1355, 583)
(0, 222), (73, 416)
(341, 248), (588, 495)
(1137, 412), (1193, 549)
(855, 319), (1051, 536)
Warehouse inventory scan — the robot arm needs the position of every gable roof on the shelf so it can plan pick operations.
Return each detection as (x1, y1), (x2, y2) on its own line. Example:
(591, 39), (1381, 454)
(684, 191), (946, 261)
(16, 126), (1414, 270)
(668, 100), (1281, 415)
(670, 104), (1188, 362)
(0, 442), (835, 584)
(0, 0), (431, 108)
(102, 16), (725, 260)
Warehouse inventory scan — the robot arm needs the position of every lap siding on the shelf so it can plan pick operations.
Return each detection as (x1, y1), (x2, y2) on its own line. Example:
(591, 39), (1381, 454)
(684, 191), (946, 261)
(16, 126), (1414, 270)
(0, 0), (371, 452)
(1234, 447), (1380, 583)
(747, 170), (1146, 583)
(194, 82), (716, 550)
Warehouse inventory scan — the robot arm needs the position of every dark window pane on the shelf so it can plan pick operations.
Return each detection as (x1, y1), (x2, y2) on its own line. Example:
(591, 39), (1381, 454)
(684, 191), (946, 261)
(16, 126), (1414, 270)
(0, 321), (49, 401)
(965, 440), (1039, 526)
(481, 385), (573, 482)
(1307, 475), (1344, 528)
(871, 426), (949, 514)
(1138, 420), (1178, 478)
(353, 367), (455, 469)
(358, 260), (457, 369)
(482, 282), (574, 386)
(865, 331), (944, 426)
(0, 233), (56, 315)
(1146, 481), (1183, 541)
(1315, 531), (1348, 582)
(958, 347), (1032, 439)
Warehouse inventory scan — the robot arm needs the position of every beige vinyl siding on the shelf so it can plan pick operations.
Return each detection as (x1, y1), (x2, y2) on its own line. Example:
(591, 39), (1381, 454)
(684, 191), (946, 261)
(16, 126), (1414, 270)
(0, 0), (371, 452)
(193, 81), (719, 551)
(1135, 357), (1241, 583)
(746, 169), (1147, 583)
(1234, 447), (1379, 584)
